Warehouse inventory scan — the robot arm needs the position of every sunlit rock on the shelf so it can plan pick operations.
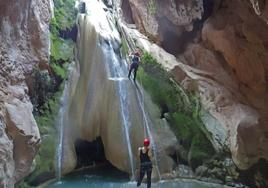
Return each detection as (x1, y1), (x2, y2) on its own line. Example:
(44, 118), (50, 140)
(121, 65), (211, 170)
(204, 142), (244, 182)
(5, 99), (40, 182)
(0, 0), (52, 186)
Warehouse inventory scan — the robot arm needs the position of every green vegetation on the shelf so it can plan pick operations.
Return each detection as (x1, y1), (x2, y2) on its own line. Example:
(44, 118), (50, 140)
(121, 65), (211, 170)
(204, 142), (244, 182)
(147, 0), (157, 15)
(19, 182), (32, 188)
(22, 0), (76, 187)
(121, 38), (129, 58)
(137, 52), (215, 169)
(27, 88), (63, 184)
(50, 0), (76, 80)
(51, 35), (74, 61)
(50, 0), (77, 33)
(50, 35), (74, 80)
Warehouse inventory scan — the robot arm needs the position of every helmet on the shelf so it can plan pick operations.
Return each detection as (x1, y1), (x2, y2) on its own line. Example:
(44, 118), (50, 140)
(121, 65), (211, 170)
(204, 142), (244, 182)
(143, 138), (150, 146)
(134, 51), (140, 57)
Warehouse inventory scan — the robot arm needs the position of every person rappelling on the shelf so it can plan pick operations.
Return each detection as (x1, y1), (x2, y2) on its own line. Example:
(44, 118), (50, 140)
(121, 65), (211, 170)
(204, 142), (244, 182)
(128, 50), (141, 82)
(137, 138), (153, 188)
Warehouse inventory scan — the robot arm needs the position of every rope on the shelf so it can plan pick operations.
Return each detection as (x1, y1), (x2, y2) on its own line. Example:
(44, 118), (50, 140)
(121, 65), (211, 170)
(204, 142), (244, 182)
(119, 23), (148, 139)
(138, 73), (148, 139)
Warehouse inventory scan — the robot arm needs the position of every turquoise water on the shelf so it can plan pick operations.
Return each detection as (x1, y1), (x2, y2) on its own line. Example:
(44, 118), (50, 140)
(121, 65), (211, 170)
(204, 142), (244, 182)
(45, 167), (226, 188)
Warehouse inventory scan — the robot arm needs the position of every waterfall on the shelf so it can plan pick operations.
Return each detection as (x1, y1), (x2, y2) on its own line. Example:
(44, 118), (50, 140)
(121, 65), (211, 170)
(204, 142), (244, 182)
(56, 99), (64, 180)
(57, 0), (178, 181)
(102, 42), (135, 178)
(56, 62), (77, 180)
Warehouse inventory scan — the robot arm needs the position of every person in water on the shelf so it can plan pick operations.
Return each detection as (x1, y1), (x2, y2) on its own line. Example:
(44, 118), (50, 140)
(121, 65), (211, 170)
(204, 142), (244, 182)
(128, 50), (141, 82)
(137, 138), (153, 188)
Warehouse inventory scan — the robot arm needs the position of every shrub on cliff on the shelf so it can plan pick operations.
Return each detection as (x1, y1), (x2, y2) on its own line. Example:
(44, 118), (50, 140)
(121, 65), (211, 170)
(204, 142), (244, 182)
(51, 0), (77, 33)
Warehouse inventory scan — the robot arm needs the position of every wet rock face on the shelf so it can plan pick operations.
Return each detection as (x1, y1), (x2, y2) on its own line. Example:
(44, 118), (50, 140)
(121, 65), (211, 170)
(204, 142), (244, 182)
(0, 0), (51, 187)
(119, 0), (268, 181)
(61, 2), (178, 178)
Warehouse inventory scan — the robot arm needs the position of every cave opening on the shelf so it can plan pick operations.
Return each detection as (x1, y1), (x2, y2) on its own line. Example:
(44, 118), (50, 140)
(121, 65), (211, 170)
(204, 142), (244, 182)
(169, 151), (189, 166)
(158, 0), (215, 56)
(192, 0), (215, 31)
(202, 0), (215, 22)
(160, 103), (169, 119)
(74, 137), (107, 168)
(74, 136), (130, 180)
(238, 158), (268, 188)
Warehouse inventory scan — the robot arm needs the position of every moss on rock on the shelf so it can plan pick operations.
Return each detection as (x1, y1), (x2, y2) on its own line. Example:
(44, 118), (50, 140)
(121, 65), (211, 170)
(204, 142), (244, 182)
(188, 133), (215, 169)
(51, 35), (74, 62)
(137, 51), (216, 169)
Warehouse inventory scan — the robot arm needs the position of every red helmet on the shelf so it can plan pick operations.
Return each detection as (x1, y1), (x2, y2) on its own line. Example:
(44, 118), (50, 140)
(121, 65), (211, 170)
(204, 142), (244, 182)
(143, 138), (150, 146)
(134, 51), (140, 57)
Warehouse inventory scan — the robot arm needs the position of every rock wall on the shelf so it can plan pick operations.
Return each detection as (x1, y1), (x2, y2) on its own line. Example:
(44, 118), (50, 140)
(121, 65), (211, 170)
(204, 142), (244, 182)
(118, 0), (268, 173)
(119, 0), (204, 53)
(185, 0), (268, 170)
(0, 0), (51, 187)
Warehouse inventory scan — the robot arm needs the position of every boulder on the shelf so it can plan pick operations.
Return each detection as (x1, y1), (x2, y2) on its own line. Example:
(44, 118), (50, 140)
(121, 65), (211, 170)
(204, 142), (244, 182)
(175, 164), (195, 178)
(5, 99), (41, 182)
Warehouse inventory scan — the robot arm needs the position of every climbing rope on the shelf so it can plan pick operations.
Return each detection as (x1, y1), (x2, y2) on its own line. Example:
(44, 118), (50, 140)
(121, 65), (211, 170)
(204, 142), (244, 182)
(138, 72), (148, 139)
(118, 20), (162, 180)
(119, 24), (148, 139)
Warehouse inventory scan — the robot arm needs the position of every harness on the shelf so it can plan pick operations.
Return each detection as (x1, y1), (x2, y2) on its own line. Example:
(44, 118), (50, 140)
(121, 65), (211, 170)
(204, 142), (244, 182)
(132, 55), (140, 64)
(140, 148), (152, 169)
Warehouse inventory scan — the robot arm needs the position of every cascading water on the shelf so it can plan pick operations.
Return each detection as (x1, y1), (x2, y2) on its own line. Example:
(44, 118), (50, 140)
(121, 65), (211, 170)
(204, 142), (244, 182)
(118, 27), (162, 179)
(56, 67), (71, 180)
(117, 18), (162, 179)
(134, 81), (162, 180)
(101, 37), (163, 180)
(56, 100), (64, 180)
(101, 42), (135, 178)
(99, 15), (163, 179)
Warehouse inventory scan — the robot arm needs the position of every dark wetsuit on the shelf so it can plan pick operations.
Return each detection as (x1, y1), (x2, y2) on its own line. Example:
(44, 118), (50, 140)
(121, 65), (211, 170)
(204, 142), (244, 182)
(128, 55), (140, 82)
(137, 148), (152, 188)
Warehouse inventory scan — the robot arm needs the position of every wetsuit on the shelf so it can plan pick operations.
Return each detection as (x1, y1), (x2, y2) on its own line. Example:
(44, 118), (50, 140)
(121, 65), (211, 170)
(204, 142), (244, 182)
(137, 148), (152, 188)
(128, 55), (140, 82)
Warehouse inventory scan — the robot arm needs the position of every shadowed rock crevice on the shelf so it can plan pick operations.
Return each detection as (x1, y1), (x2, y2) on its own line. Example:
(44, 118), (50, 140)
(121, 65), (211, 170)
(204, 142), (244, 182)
(238, 158), (268, 188)
(157, 16), (184, 55)
(156, 0), (215, 55)
(121, 0), (135, 24)
(75, 137), (106, 169)
(59, 25), (78, 42)
(202, 0), (215, 21)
